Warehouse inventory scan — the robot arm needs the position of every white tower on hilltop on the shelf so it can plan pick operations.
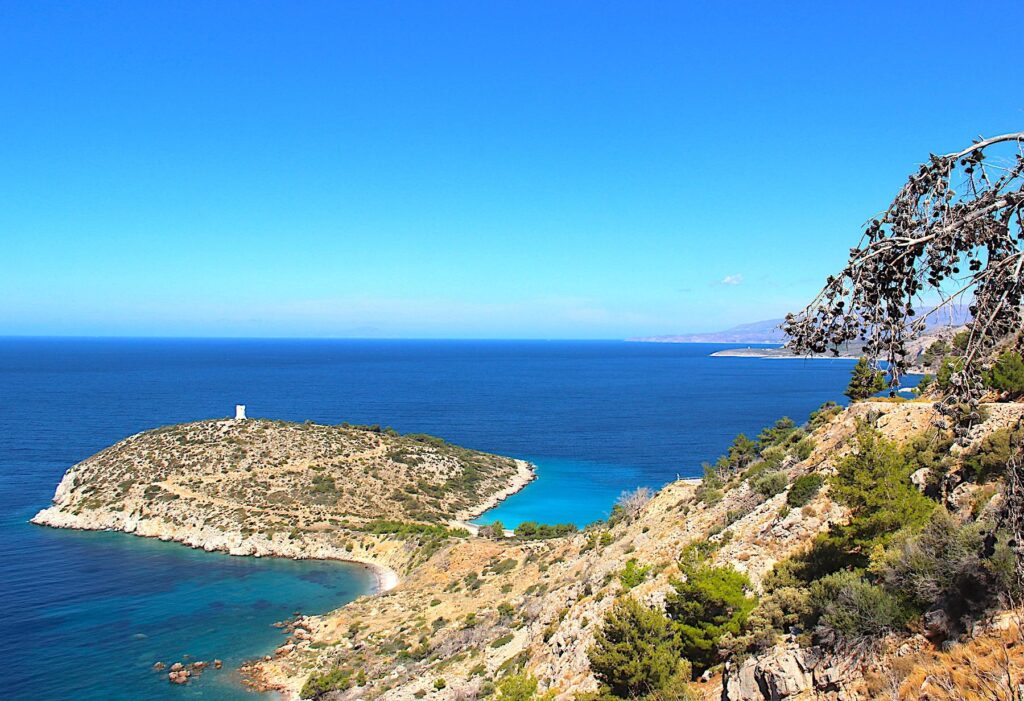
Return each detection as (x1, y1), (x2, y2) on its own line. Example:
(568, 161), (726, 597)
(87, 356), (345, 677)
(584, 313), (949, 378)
(235, 404), (246, 420)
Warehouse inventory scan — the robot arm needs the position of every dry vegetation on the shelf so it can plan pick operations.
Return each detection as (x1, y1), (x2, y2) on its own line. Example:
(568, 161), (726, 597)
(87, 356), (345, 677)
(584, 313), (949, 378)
(40, 418), (523, 533)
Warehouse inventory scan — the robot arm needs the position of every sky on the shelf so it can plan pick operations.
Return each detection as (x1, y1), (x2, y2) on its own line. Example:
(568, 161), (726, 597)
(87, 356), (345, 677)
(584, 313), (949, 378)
(1, 2), (1022, 339)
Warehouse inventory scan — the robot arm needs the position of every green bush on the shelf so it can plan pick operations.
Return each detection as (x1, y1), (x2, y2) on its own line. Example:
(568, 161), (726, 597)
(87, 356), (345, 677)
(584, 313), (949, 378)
(491, 633), (515, 648)
(874, 507), (984, 611)
(483, 520), (506, 539)
(794, 438), (816, 461)
(588, 598), (687, 697)
(962, 426), (1022, 483)
(786, 474), (824, 507)
(809, 571), (908, 639)
(987, 350), (1024, 393)
(360, 520), (469, 538)
(757, 417), (798, 449)
(514, 521), (578, 539)
(496, 674), (555, 701)
(618, 559), (651, 591)
(752, 471), (787, 498)
(300, 667), (352, 699)
(665, 561), (756, 674)
(695, 462), (724, 505)
(808, 401), (843, 430)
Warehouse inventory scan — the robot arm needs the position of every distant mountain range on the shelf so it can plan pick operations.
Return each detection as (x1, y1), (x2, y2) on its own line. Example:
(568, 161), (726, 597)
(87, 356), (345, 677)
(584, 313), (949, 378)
(629, 319), (788, 344)
(630, 306), (972, 344)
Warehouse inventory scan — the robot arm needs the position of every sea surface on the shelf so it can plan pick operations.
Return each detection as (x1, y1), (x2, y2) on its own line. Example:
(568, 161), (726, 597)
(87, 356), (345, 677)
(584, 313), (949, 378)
(1, 338), (859, 700)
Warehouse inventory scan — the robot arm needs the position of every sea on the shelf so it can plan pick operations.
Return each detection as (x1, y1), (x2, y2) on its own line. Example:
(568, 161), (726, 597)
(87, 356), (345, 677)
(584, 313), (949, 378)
(0, 338), (862, 700)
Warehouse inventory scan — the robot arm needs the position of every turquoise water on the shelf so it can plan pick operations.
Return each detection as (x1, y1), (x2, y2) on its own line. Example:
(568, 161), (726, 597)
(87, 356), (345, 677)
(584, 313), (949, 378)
(17, 527), (377, 700)
(1, 338), (857, 699)
(478, 457), (643, 527)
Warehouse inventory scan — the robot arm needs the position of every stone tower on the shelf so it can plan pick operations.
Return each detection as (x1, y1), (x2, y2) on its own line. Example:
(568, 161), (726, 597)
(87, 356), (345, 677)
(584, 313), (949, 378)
(235, 404), (246, 420)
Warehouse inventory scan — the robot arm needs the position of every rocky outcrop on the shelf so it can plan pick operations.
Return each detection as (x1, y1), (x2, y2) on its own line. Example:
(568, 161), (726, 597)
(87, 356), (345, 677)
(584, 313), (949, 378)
(723, 646), (860, 701)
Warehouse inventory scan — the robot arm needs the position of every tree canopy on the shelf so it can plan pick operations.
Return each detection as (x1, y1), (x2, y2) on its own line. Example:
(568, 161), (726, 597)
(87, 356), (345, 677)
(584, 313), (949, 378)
(784, 133), (1024, 426)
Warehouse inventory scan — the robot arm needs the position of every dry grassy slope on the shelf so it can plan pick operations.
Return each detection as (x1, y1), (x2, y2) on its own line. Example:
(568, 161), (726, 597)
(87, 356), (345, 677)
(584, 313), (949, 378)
(32, 418), (531, 576)
(253, 400), (1024, 701)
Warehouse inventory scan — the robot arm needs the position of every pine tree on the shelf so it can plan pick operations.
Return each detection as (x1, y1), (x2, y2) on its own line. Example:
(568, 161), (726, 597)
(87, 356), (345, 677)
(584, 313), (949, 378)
(987, 351), (1024, 394)
(588, 597), (688, 697)
(845, 357), (887, 401)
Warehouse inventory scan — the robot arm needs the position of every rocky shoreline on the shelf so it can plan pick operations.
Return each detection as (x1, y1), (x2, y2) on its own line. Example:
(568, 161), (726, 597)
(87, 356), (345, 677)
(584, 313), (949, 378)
(28, 421), (540, 695)
(30, 456), (537, 591)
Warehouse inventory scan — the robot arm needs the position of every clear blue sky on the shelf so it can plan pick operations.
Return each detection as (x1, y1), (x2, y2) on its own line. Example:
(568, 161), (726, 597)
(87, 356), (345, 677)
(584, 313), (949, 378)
(2, 2), (1022, 338)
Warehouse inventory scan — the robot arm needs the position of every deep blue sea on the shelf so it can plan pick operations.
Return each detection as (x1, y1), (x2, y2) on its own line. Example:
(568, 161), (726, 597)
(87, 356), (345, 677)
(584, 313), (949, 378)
(1, 338), (858, 700)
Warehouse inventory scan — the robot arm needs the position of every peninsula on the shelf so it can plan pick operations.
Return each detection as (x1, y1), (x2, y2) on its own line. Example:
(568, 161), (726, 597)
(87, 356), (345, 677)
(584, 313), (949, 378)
(32, 417), (534, 586)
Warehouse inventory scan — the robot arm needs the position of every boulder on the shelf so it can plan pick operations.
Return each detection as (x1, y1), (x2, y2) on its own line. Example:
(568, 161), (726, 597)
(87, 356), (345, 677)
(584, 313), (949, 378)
(910, 467), (930, 491)
(923, 608), (955, 642)
(723, 646), (814, 700)
(722, 645), (858, 701)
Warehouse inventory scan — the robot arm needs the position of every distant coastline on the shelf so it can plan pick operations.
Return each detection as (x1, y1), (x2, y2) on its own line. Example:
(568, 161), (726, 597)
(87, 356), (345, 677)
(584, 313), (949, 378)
(709, 346), (859, 360)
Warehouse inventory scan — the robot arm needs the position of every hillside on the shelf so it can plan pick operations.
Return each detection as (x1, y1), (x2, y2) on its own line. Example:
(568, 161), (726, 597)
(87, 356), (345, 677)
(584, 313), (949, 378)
(32, 418), (533, 578)
(32, 401), (1024, 701)
(247, 399), (1024, 701)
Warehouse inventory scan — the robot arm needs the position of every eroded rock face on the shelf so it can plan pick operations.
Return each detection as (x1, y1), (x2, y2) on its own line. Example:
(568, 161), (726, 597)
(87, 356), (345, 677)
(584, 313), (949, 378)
(722, 645), (860, 701)
(724, 647), (815, 701)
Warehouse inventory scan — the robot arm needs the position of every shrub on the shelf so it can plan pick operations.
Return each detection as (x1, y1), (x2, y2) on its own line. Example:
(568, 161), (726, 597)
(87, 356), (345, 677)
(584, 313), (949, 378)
(794, 438), (816, 461)
(721, 585), (812, 655)
(874, 507), (985, 611)
(483, 520), (506, 539)
(434, 678), (447, 691)
(695, 463), (724, 505)
(757, 417), (798, 449)
(361, 520), (469, 538)
(756, 446), (786, 472)
(665, 561), (756, 674)
(618, 559), (651, 591)
(786, 474), (824, 507)
(809, 571), (908, 639)
(514, 521), (577, 539)
(487, 558), (519, 575)
(491, 633), (514, 648)
(610, 487), (653, 524)
(963, 425), (1023, 483)
(497, 674), (555, 701)
(301, 667), (352, 699)
(588, 598), (687, 697)
(808, 401), (843, 430)
(752, 471), (788, 498)
(986, 350), (1024, 393)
